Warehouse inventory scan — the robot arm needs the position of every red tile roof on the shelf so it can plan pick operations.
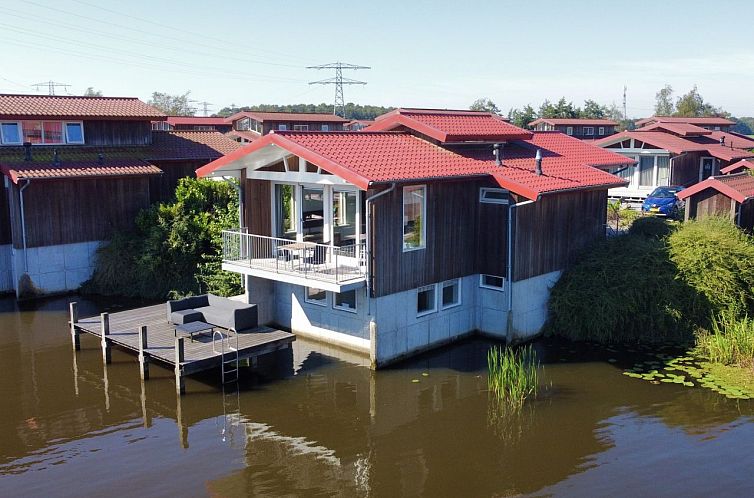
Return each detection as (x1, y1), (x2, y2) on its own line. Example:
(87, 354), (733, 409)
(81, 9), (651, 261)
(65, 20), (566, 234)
(226, 130), (261, 142)
(721, 158), (754, 175)
(225, 111), (349, 124)
(0, 159), (162, 183)
(147, 131), (241, 161)
(366, 108), (534, 142)
(636, 122), (711, 136)
(677, 173), (754, 204)
(529, 118), (618, 127)
(0, 94), (165, 120)
(635, 116), (736, 127)
(198, 130), (631, 200)
(595, 131), (754, 162)
(166, 116), (228, 126)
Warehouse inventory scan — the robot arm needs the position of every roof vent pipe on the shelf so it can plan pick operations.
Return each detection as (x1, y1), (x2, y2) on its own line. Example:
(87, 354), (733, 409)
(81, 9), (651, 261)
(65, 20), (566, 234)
(720, 135), (725, 146)
(535, 149), (543, 176)
(23, 142), (32, 161)
(53, 149), (61, 167)
(492, 143), (503, 166)
(97, 153), (105, 165)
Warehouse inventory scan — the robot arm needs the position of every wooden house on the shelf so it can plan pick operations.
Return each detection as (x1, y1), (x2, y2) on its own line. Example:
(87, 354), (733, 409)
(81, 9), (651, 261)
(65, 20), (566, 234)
(528, 118), (618, 140)
(226, 111), (349, 143)
(676, 173), (754, 230)
(344, 119), (374, 131)
(635, 116), (735, 132)
(0, 94), (240, 296)
(198, 108), (632, 367)
(152, 116), (233, 133)
(594, 120), (754, 203)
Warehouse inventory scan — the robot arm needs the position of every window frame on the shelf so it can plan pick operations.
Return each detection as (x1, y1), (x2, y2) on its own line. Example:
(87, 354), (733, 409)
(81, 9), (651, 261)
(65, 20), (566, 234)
(0, 121), (22, 145)
(278, 124), (288, 131)
(402, 184), (427, 252)
(440, 279), (461, 310)
(598, 126), (605, 136)
(416, 284), (438, 317)
(64, 121), (85, 144)
(480, 274), (505, 291)
(479, 187), (510, 205)
(333, 289), (358, 313)
(304, 287), (328, 307)
(583, 126), (595, 136)
(321, 124), (329, 132)
(293, 124), (309, 131)
(566, 126), (574, 136)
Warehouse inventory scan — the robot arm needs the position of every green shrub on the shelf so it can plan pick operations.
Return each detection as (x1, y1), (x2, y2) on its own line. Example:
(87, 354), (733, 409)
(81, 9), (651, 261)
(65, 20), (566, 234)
(628, 216), (676, 239)
(696, 311), (754, 367)
(668, 217), (754, 316)
(83, 178), (243, 299)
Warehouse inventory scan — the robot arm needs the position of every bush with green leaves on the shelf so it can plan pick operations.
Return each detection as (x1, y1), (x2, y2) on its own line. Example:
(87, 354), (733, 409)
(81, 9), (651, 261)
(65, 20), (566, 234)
(628, 216), (676, 239)
(83, 178), (242, 299)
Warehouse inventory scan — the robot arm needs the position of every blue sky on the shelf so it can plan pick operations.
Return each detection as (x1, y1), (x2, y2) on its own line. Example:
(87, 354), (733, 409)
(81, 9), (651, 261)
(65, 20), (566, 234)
(1, 0), (753, 117)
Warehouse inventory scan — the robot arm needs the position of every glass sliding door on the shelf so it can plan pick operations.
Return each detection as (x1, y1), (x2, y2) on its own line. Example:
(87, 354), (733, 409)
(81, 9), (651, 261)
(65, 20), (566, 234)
(301, 187), (325, 243)
(274, 184), (296, 240)
(332, 190), (358, 247)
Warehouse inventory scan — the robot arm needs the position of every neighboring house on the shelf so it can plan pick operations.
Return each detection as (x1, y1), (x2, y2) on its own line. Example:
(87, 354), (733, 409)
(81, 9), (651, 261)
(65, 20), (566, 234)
(344, 119), (374, 131)
(152, 116), (233, 133)
(721, 158), (754, 175)
(198, 108), (631, 368)
(226, 111), (349, 143)
(635, 116), (735, 132)
(593, 121), (754, 202)
(676, 173), (754, 230)
(528, 118), (618, 140)
(0, 94), (239, 296)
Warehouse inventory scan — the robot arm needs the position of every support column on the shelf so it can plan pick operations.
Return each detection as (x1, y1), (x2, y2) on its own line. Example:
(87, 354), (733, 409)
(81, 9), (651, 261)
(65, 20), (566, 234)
(69, 302), (80, 351)
(100, 312), (111, 364)
(138, 325), (149, 380)
(175, 337), (185, 395)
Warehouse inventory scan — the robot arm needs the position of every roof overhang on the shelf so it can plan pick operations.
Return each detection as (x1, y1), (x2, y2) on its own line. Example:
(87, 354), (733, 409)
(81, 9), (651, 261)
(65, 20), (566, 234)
(367, 112), (534, 143)
(676, 175), (753, 204)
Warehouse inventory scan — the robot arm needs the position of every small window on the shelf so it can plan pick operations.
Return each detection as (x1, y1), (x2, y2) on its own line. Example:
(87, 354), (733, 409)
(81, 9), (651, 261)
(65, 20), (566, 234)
(334, 289), (357, 312)
(583, 127), (594, 136)
(441, 279), (461, 309)
(293, 124), (309, 131)
(0, 122), (21, 144)
(417, 284), (437, 316)
(321, 124), (329, 132)
(305, 287), (327, 307)
(65, 122), (84, 144)
(566, 126), (573, 136)
(278, 124), (288, 131)
(480, 187), (509, 205)
(480, 274), (505, 291)
(598, 127), (605, 136)
(403, 185), (426, 251)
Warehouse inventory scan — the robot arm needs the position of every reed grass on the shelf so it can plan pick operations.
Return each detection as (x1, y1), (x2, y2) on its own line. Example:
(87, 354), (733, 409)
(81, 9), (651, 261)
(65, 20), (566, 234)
(487, 345), (539, 409)
(696, 311), (754, 367)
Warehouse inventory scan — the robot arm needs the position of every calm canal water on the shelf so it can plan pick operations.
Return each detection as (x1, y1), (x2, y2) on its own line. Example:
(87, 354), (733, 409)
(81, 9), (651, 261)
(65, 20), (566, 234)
(1, 295), (753, 497)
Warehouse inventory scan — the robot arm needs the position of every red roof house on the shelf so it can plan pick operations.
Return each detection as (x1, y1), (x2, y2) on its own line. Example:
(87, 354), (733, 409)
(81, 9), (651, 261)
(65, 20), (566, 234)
(677, 172), (754, 229)
(226, 111), (348, 143)
(721, 158), (754, 175)
(528, 118), (619, 140)
(635, 116), (736, 130)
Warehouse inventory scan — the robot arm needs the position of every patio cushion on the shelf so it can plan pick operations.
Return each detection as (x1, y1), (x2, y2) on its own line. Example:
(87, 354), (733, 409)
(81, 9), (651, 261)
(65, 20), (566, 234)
(170, 309), (204, 325)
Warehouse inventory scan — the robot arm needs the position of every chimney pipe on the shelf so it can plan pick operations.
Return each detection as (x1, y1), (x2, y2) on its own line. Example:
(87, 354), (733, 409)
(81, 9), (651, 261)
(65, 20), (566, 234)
(720, 135), (725, 146)
(535, 149), (543, 175)
(23, 142), (32, 161)
(492, 143), (503, 166)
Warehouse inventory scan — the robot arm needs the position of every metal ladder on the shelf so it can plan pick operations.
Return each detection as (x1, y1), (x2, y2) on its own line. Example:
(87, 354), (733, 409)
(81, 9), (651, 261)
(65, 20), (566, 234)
(212, 328), (239, 384)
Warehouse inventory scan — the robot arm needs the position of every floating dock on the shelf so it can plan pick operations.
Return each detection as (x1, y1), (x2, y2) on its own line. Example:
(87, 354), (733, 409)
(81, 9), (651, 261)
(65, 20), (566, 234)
(69, 302), (295, 394)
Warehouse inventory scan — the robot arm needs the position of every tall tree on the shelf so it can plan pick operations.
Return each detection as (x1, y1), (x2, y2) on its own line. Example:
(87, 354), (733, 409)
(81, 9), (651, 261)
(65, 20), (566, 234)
(83, 87), (102, 97)
(148, 91), (195, 116)
(674, 85), (722, 117)
(508, 104), (537, 128)
(581, 99), (608, 119)
(540, 97), (579, 119)
(469, 98), (501, 115)
(654, 85), (674, 116)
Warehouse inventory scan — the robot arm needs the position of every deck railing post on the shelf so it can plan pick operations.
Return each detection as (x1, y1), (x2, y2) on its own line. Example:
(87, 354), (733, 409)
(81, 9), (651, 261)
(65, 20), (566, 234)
(100, 312), (111, 364)
(175, 336), (185, 395)
(138, 325), (149, 380)
(69, 301), (80, 351)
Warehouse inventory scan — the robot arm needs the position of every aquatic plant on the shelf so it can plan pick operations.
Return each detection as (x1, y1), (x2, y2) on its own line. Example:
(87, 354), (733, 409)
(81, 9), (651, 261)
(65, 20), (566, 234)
(696, 312), (754, 368)
(487, 345), (539, 409)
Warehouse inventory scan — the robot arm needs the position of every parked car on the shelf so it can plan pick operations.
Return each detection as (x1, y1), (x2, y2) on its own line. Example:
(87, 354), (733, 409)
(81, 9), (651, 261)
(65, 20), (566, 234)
(641, 186), (685, 218)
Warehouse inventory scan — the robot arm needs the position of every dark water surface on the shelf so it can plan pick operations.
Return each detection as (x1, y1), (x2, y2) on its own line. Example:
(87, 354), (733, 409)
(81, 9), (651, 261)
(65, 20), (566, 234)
(1, 296), (752, 497)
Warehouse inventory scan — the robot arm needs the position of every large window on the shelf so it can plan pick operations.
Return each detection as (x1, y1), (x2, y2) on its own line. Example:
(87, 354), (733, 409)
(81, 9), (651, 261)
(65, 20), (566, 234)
(333, 190), (358, 247)
(1, 120), (83, 145)
(274, 184), (296, 240)
(656, 156), (670, 186)
(416, 284), (437, 316)
(334, 289), (357, 312)
(0, 122), (22, 144)
(403, 185), (426, 251)
(236, 118), (250, 131)
(638, 156), (655, 187)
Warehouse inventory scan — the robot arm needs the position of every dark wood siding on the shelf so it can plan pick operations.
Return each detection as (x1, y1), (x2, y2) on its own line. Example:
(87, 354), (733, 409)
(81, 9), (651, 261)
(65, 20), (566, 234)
(370, 179), (506, 297)
(739, 200), (754, 231)
(261, 121), (345, 134)
(0, 183), (11, 245)
(244, 178), (272, 236)
(12, 178), (151, 248)
(513, 190), (607, 281)
(687, 189), (735, 221)
(83, 120), (152, 146)
(670, 152), (705, 187)
(147, 159), (203, 203)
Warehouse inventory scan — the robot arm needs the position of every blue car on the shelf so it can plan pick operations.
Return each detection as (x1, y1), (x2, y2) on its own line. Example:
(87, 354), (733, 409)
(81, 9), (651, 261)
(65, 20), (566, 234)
(641, 186), (685, 218)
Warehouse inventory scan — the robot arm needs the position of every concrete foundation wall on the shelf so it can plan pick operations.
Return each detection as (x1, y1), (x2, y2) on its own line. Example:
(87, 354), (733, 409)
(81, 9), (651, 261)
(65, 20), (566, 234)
(509, 270), (561, 341)
(11, 241), (102, 295)
(0, 244), (12, 293)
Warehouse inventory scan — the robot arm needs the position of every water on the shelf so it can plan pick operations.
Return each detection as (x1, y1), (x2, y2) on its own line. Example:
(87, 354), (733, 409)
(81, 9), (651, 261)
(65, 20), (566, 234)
(1, 295), (752, 497)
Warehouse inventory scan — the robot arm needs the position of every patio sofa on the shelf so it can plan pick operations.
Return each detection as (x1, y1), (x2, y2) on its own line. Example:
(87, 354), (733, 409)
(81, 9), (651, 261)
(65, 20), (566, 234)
(167, 294), (258, 332)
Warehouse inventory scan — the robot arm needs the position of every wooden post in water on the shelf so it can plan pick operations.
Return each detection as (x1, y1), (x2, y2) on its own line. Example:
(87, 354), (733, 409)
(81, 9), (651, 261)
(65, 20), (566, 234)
(138, 325), (149, 380)
(100, 312), (111, 364)
(175, 336), (185, 395)
(69, 302), (80, 351)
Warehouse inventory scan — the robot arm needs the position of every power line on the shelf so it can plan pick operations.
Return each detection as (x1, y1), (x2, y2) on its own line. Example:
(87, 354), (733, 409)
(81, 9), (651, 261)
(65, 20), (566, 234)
(308, 62), (370, 117)
(31, 80), (70, 95)
(199, 101), (213, 117)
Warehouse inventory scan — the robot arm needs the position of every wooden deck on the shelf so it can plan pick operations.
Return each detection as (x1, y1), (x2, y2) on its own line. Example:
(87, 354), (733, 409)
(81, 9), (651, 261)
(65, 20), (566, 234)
(70, 303), (295, 393)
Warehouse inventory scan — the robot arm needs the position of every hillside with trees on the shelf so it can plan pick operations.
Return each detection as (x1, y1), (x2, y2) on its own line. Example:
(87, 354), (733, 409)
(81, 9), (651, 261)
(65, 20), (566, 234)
(216, 103), (394, 121)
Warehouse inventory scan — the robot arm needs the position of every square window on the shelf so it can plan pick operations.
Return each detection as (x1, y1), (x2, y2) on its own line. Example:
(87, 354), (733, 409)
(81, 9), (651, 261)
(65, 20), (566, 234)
(403, 185), (426, 251)
(278, 124), (288, 131)
(583, 127), (594, 136)
(480, 274), (505, 291)
(321, 124), (329, 132)
(43, 121), (64, 144)
(305, 287), (327, 306)
(1, 122), (21, 144)
(334, 289), (357, 312)
(65, 122), (84, 144)
(417, 284), (436, 316)
(441, 279), (460, 309)
(22, 121), (43, 144)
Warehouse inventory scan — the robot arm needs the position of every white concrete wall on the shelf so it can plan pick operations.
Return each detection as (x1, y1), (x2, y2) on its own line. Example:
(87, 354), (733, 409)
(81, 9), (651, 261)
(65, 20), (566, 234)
(0, 244), (12, 293)
(509, 270), (561, 341)
(10, 241), (102, 295)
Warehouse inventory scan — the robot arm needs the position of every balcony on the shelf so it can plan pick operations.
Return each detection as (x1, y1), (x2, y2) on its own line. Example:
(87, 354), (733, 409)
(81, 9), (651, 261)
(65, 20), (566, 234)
(221, 230), (367, 292)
